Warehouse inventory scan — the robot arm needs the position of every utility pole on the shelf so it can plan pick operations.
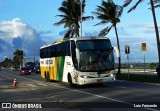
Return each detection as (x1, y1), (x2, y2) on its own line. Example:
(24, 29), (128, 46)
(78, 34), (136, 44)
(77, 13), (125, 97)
(80, 0), (82, 37)
(150, 0), (160, 77)
(33, 29), (36, 67)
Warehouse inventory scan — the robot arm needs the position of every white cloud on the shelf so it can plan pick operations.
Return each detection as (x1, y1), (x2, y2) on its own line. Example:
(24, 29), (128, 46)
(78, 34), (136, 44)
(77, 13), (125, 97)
(0, 18), (32, 43)
(0, 18), (46, 61)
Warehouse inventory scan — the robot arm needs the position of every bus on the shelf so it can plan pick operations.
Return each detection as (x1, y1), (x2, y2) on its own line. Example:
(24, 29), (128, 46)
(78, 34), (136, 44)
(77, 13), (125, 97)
(40, 37), (119, 86)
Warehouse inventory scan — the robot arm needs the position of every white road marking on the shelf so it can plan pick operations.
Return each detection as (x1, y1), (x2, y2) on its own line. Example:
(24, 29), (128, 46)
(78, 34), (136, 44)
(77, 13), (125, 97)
(138, 71), (149, 72)
(27, 84), (37, 87)
(36, 82), (48, 86)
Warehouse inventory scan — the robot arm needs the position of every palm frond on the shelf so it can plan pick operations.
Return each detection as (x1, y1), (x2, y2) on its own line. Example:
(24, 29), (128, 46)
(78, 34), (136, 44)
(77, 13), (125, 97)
(54, 19), (66, 26)
(152, 0), (160, 4)
(123, 0), (132, 7)
(99, 25), (113, 36)
(154, 4), (160, 8)
(82, 16), (94, 21)
(93, 21), (108, 26)
(64, 30), (72, 38)
(116, 5), (123, 18)
(153, 0), (160, 8)
(127, 0), (144, 13)
(96, 6), (107, 14)
(55, 15), (67, 18)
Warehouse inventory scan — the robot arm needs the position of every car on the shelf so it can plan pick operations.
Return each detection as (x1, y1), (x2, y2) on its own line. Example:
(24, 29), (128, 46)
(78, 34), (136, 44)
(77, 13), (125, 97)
(34, 66), (40, 74)
(1, 67), (5, 70)
(13, 66), (19, 71)
(27, 67), (34, 73)
(19, 67), (31, 75)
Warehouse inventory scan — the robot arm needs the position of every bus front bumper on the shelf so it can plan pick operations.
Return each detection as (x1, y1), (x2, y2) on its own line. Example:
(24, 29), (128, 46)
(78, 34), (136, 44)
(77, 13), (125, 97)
(78, 75), (115, 85)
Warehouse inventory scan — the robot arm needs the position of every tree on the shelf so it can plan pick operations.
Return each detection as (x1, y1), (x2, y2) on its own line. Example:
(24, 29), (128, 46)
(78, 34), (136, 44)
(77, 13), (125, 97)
(153, 0), (160, 8)
(149, 62), (157, 69)
(54, 0), (93, 38)
(0, 58), (13, 67)
(13, 49), (23, 68)
(123, 0), (160, 77)
(93, 0), (123, 74)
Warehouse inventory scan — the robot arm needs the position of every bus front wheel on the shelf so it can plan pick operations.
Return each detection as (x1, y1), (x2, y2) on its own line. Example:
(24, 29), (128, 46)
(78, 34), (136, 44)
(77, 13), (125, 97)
(68, 74), (75, 87)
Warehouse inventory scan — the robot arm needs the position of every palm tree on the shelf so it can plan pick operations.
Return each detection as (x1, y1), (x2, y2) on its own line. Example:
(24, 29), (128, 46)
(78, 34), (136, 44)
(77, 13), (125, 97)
(13, 49), (23, 68)
(123, 0), (160, 77)
(54, 0), (93, 38)
(93, 0), (123, 74)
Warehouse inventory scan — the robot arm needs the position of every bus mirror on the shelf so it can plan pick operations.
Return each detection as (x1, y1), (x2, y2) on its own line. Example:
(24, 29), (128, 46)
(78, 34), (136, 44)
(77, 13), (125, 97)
(113, 47), (120, 57)
(76, 48), (80, 60)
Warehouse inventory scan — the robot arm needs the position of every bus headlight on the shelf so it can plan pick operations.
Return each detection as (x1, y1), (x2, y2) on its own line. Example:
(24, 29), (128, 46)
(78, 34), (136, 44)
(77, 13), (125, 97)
(111, 74), (114, 76)
(80, 75), (91, 78)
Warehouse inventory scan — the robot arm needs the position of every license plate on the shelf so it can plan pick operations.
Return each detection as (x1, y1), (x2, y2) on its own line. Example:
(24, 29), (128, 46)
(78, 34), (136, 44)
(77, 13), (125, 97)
(97, 79), (103, 82)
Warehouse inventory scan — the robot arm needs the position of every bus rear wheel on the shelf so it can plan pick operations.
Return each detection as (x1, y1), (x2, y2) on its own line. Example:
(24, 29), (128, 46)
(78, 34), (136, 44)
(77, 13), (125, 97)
(46, 72), (50, 82)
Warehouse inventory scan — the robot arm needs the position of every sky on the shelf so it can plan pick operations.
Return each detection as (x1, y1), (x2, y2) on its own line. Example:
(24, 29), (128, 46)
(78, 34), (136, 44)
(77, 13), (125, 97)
(0, 0), (160, 63)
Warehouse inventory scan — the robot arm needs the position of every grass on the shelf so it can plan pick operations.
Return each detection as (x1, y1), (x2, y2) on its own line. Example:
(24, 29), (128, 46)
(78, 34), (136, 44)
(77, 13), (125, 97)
(116, 73), (160, 84)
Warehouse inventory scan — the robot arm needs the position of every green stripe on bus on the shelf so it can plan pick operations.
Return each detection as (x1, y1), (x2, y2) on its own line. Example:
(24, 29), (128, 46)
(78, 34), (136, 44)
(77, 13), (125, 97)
(56, 56), (65, 81)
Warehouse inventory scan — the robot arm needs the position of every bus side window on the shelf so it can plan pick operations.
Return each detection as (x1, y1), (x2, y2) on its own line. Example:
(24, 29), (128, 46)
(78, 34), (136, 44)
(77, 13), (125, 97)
(50, 45), (55, 57)
(40, 49), (44, 58)
(43, 48), (47, 58)
(65, 41), (70, 56)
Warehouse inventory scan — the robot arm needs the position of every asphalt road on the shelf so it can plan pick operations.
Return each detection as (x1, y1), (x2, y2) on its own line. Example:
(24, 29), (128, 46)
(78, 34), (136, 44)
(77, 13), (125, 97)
(0, 68), (160, 111)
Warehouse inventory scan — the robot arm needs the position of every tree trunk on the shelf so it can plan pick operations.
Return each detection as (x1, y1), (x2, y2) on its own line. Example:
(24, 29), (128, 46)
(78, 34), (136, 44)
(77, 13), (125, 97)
(114, 25), (121, 74)
(150, 0), (160, 77)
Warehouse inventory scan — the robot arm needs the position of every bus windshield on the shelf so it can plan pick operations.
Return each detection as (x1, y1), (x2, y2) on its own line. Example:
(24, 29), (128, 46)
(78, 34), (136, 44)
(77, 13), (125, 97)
(77, 40), (114, 71)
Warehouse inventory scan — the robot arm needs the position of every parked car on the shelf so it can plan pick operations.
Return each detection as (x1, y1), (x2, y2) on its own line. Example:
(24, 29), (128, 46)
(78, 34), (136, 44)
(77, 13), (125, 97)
(19, 67), (31, 75)
(13, 66), (19, 71)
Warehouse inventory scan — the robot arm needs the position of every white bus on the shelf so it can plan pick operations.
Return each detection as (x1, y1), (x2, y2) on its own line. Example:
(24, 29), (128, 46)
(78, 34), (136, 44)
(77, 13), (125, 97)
(40, 37), (118, 86)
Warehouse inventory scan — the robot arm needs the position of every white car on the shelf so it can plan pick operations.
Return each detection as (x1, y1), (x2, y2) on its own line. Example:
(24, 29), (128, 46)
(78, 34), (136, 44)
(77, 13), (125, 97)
(1, 67), (5, 69)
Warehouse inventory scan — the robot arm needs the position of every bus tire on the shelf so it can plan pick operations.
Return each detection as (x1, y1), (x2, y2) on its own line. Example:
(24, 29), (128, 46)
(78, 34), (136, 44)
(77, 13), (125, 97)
(68, 74), (75, 87)
(46, 72), (50, 82)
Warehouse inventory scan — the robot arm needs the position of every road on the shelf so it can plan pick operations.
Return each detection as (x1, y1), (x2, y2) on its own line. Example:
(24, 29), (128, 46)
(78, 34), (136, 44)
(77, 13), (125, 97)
(0, 68), (160, 111)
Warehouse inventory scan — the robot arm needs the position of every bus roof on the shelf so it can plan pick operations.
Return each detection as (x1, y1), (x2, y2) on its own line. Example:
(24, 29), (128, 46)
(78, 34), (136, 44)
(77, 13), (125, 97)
(40, 36), (110, 49)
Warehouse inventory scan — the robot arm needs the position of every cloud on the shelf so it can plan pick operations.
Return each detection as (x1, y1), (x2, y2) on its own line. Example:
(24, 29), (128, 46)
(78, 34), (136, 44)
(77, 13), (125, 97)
(39, 30), (53, 35)
(110, 36), (158, 62)
(85, 31), (98, 37)
(117, 27), (132, 36)
(0, 18), (46, 61)
(123, 23), (147, 29)
(141, 25), (160, 34)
